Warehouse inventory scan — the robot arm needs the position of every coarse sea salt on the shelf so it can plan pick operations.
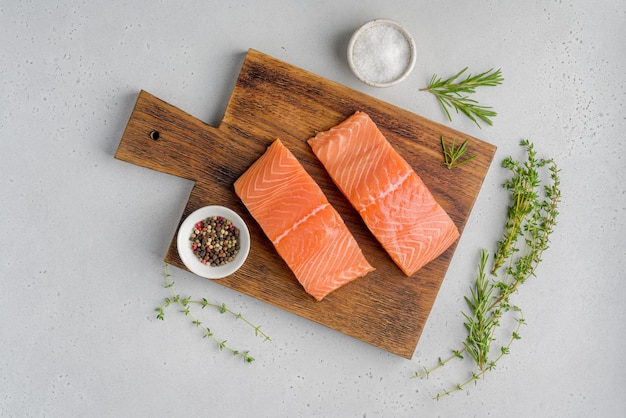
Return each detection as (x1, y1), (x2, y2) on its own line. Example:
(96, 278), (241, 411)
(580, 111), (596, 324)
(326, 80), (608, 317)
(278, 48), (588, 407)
(351, 23), (412, 85)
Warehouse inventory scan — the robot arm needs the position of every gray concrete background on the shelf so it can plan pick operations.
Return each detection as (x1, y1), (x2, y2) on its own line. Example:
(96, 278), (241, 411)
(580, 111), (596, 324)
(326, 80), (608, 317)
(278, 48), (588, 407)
(2, 1), (624, 416)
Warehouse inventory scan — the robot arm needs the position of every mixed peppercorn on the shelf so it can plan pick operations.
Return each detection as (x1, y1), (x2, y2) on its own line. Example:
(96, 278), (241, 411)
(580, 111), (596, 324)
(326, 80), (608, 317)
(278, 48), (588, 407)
(189, 216), (240, 266)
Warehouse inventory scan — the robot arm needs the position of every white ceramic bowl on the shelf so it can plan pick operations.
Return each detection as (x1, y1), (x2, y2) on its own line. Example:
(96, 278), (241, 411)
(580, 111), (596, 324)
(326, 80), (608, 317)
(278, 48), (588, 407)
(177, 205), (250, 279)
(347, 18), (416, 88)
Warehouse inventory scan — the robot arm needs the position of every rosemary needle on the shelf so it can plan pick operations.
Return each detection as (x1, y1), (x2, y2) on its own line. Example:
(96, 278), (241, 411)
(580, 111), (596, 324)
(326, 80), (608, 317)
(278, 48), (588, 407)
(441, 136), (477, 169)
(421, 67), (503, 128)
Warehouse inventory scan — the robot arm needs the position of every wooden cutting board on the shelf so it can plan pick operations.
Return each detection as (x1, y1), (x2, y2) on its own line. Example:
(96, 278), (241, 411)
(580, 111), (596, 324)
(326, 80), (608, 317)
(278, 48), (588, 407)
(115, 49), (496, 359)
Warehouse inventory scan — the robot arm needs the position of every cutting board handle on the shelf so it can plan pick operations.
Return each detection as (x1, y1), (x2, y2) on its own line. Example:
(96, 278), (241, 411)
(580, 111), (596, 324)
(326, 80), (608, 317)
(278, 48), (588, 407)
(115, 90), (231, 181)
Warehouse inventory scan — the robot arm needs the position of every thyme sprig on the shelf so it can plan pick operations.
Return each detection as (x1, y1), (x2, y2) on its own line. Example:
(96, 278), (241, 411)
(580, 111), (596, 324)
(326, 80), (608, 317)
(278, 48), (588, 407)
(441, 136), (477, 169)
(413, 140), (561, 399)
(421, 67), (503, 127)
(155, 263), (271, 363)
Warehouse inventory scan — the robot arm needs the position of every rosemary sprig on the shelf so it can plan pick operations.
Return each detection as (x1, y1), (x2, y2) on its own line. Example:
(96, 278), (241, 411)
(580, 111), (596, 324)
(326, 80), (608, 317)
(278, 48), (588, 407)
(420, 67), (503, 127)
(155, 263), (271, 363)
(413, 140), (561, 399)
(461, 249), (496, 370)
(441, 136), (477, 169)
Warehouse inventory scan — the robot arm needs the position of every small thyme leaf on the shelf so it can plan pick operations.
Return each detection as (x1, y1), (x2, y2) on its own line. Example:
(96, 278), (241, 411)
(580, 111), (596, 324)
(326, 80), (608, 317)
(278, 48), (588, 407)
(155, 306), (165, 321)
(421, 67), (503, 127)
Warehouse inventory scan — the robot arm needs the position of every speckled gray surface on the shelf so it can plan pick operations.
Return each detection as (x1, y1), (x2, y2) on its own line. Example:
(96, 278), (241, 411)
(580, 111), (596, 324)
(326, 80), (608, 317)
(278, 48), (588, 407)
(2, 1), (625, 417)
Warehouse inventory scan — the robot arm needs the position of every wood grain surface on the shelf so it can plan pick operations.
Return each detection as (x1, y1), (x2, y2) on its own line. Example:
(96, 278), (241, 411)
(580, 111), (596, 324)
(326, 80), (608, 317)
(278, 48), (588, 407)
(115, 49), (496, 358)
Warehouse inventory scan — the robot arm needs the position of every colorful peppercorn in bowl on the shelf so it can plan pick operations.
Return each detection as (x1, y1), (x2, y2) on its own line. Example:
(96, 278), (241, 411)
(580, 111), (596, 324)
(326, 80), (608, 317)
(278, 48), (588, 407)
(177, 206), (250, 279)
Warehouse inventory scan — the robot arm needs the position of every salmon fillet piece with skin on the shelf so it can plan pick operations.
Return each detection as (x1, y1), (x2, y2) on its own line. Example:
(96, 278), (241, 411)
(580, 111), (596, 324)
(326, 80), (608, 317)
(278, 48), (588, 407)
(234, 139), (374, 301)
(307, 112), (460, 276)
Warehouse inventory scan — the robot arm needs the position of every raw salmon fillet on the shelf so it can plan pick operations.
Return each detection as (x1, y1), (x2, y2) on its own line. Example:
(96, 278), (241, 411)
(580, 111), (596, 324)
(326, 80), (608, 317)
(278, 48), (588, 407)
(234, 139), (374, 301)
(308, 112), (460, 276)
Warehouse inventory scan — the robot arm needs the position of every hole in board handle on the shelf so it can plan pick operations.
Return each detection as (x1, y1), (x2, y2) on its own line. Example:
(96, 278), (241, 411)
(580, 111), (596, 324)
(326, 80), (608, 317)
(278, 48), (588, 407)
(149, 130), (160, 141)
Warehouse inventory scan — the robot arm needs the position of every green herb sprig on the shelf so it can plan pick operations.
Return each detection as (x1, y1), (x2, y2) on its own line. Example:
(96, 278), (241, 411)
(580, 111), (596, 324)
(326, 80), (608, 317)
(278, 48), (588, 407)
(413, 140), (561, 399)
(441, 136), (477, 169)
(155, 263), (271, 363)
(421, 67), (503, 128)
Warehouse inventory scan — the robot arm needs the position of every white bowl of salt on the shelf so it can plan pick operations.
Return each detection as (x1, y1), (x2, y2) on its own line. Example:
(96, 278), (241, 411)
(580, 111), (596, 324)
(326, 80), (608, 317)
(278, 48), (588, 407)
(347, 19), (416, 88)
